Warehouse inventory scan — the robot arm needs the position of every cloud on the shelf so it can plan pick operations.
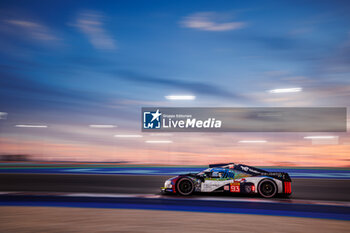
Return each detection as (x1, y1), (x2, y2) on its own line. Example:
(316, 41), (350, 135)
(250, 35), (299, 50)
(4, 19), (58, 41)
(319, 33), (350, 74)
(115, 70), (248, 100)
(181, 12), (246, 31)
(251, 75), (350, 106)
(74, 11), (116, 50)
(0, 71), (115, 115)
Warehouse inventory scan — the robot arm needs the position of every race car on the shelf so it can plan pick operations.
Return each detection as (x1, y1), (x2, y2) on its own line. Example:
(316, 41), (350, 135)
(161, 163), (292, 198)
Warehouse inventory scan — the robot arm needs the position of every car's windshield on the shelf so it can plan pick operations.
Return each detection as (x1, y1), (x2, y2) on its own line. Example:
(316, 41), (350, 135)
(197, 168), (211, 176)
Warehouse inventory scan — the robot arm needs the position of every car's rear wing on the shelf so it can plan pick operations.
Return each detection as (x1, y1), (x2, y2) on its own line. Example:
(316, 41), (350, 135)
(260, 172), (292, 182)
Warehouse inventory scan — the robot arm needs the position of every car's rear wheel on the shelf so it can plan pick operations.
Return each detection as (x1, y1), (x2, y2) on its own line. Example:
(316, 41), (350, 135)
(258, 179), (277, 198)
(176, 177), (194, 196)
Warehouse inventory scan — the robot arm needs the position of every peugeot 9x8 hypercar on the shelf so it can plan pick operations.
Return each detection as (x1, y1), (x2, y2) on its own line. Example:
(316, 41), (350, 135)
(161, 163), (292, 198)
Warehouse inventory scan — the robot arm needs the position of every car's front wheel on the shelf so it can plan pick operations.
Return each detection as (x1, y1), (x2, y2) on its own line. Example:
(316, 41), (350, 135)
(176, 177), (194, 196)
(258, 179), (277, 198)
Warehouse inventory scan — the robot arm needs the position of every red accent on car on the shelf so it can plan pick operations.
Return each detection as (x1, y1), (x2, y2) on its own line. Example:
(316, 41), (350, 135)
(230, 184), (240, 192)
(251, 184), (255, 192)
(171, 177), (180, 193)
(284, 181), (292, 194)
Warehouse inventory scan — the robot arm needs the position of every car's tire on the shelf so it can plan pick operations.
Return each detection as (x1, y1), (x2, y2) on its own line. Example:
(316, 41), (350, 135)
(176, 177), (195, 196)
(258, 179), (277, 198)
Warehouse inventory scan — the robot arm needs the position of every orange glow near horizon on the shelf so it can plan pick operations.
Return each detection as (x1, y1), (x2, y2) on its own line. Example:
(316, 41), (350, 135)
(0, 136), (349, 167)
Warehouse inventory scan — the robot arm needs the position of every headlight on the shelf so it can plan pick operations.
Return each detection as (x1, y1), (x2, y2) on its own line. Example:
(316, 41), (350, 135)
(164, 180), (172, 188)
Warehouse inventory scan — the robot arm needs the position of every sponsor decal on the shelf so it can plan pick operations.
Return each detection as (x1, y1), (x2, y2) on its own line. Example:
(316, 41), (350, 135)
(240, 166), (261, 174)
(224, 185), (230, 191)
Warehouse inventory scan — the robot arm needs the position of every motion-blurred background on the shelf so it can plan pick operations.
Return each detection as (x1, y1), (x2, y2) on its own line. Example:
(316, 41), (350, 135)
(0, 1), (350, 232)
(0, 0), (349, 166)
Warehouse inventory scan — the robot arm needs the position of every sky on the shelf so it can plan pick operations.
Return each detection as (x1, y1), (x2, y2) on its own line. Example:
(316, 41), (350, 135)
(0, 0), (349, 166)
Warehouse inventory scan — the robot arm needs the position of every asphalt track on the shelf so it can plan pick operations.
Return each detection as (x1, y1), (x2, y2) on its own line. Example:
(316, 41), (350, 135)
(1, 194), (349, 220)
(2, 207), (348, 233)
(1, 174), (350, 202)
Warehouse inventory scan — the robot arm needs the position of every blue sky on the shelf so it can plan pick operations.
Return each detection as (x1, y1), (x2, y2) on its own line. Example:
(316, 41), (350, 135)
(0, 0), (349, 165)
